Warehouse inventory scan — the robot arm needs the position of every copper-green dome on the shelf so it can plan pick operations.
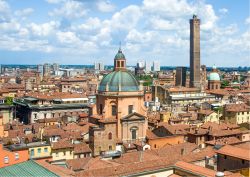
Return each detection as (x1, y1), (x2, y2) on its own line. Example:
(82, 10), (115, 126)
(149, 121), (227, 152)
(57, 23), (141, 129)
(98, 71), (140, 92)
(208, 72), (220, 81)
(114, 49), (125, 60)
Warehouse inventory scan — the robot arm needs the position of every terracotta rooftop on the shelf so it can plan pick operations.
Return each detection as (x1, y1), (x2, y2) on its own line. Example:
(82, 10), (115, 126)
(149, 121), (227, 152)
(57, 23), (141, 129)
(181, 146), (216, 163)
(67, 157), (119, 171)
(198, 109), (214, 116)
(51, 139), (73, 150)
(43, 128), (65, 137)
(112, 150), (159, 164)
(155, 142), (198, 157)
(201, 121), (239, 130)
(36, 159), (75, 177)
(174, 161), (216, 177)
(205, 137), (241, 146)
(146, 130), (159, 139)
(73, 143), (91, 154)
(233, 141), (250, 150)
(168, 87), (200, 92)
(216, 144), (250, 161)
(21, 92), (87, 100)
(225, 103), (250, 112)
(210, 129), (242, 137)
(157, 123), (190, 135)
(73, 143), (217, 176)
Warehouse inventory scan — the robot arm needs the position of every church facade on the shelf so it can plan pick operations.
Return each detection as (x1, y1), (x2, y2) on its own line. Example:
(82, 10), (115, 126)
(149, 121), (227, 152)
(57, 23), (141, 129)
(89, 48), (148, 156)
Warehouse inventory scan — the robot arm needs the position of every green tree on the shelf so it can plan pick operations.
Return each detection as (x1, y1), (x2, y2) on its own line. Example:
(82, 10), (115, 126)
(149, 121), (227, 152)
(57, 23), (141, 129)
(5, 97), (13, 105)
(221, 80), (229, 88)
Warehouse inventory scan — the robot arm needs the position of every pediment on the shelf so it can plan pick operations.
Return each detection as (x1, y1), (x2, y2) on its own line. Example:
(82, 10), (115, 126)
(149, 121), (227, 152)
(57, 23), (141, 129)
(121, 112), (146, 122)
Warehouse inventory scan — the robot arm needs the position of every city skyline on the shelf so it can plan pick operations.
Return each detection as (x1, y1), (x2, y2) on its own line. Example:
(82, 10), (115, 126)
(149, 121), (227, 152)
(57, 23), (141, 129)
(0, 0), (249, 67)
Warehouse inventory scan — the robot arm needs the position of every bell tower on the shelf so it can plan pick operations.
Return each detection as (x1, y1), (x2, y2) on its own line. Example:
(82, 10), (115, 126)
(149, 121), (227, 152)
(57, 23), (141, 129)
(114, 44), (126, 71)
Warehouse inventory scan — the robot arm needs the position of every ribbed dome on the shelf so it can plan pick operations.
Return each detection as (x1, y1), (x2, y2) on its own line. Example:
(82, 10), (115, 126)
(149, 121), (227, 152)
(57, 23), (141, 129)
(98, 71), (140, 92)
(208, 72), (220, 81)
(114, 49), (125, 60)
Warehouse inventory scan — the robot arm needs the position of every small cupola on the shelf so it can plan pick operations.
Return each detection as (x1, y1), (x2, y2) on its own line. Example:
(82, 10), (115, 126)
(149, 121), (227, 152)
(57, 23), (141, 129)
(114, 47), (126, 71)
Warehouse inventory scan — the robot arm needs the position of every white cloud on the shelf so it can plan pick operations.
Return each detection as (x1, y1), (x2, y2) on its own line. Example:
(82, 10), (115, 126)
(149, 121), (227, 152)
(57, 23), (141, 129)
(0, 0), (248, 66)
(45, 0), (64, 4)
(245, 17), (250, 25)
(0, 35), (52, 52)
(105, 5), (142, 31)
(96, 0), (115, 12)
(56, 31), (80, 44)
(0, 20), (21, 33)
(28, 21), (59, 37)
(49, 0), (88, 19)
(143, 0), (193, 17)
(75, 17), (102, 31)
(0, 0), (11, 22)
(14, 8), (34, 16)
(219, 8), (228, 14)
(149, 17), (186, 31)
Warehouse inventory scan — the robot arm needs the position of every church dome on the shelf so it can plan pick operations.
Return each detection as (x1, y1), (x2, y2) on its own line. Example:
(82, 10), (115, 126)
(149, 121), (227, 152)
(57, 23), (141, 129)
(98, 70), (140, 92)
(114, 48), (125, 60)
(208, 72), (220, 81)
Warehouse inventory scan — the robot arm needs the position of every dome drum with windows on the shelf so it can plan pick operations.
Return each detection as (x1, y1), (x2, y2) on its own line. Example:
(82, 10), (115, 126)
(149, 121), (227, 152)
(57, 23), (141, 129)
(98, 48), (140, 92)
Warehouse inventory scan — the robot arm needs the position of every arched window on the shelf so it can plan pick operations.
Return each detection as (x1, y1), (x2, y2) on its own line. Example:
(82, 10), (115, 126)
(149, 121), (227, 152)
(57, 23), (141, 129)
(108, 132), (112, 140)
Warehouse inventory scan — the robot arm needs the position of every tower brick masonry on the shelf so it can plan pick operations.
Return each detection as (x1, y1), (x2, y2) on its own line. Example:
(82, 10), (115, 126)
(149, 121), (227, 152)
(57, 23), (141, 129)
(190, 15), (201, 88)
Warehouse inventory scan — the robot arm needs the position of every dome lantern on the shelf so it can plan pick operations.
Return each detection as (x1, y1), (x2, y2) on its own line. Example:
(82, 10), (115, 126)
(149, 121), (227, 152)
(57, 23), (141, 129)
(114, 46), (126, 71)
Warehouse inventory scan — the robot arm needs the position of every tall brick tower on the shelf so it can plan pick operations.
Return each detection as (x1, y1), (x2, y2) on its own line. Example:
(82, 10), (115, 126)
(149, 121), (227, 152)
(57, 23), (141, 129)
(189, 15), (201, 88)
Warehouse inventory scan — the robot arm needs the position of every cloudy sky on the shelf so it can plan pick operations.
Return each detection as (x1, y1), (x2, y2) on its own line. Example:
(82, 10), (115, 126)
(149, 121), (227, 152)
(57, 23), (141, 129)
(0, 0), (249, 67)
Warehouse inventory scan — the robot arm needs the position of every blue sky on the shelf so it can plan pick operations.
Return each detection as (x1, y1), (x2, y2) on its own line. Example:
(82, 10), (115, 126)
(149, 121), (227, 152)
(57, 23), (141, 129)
(0, 0), (249, 67)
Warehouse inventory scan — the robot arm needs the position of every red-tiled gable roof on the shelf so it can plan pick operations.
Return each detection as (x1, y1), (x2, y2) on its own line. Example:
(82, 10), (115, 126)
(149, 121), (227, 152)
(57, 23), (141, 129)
(43, 128), (65, 137)
(73, 143), (91, 154)
(209, 129), (242, 137)
(36, 159), (75, 177)
(155, 143), (198, 157)
(178, 112), (193, 118)
(79, 113), (88, 118)
(76, 153), (181, 177)
(233, 141), (250, 150)
(181, 146), (216, 163)
(205, 137), (241, 146)
(21, 92), (87, 100)
(208, 89), (231, 96)
(201, 122), (239, 130)
(174, 161), (216, 177)
(36, 117), (60, 123)
(225, 103), (250, 112)
(168, 87), (199, 93)
(51, 139), (73, 150)
(74, 142), (218, 176)
(1, 83), (25, 89)
(188, 128), (208, 135)
(146, 130), (159, 139)
(62, 122), (86, 132)
(66, 157), (92, 171)
(216, 145), (250, 161)
(67, 157), (119, 171)
(157, 123), (190, 135)
(64, 131), (82, 140)
(112, 150), (159, 164)
(198, 109), (214, 116)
